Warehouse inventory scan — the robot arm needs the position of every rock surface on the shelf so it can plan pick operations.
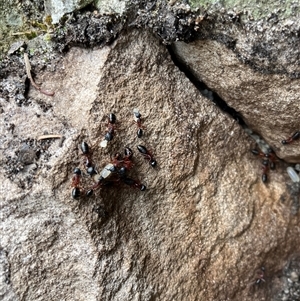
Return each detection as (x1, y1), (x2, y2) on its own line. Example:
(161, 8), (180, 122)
(1, 1), (300, 301)
(172, 39), (300, 162)
(44, 0), (94, 23)
(1, 28), (299, 301)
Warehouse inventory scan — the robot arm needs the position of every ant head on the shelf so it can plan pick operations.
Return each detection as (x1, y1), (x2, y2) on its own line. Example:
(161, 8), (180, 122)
(124, 147), (133, 158)
(133, 108), (141, 118)
(150, 159), (157, 167)
(73, 167), (82, 175)
(87, 166), (97, 176)
(86, 189), (93, 197)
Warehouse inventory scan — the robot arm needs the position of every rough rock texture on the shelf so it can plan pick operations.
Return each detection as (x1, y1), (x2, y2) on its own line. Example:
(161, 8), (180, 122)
(94, 0), (127, 15)
(0, 0), (45, 57)
(1, 28), (300, 301)
(133, 0), (300, 162)
(2, 0), (300, 300)
(44, 0), (94, 23)
(172, 40), (300, 162)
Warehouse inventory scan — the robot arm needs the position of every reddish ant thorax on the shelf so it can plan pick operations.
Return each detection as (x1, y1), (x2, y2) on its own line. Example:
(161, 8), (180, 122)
(251, 146), (278, 183)
(72, 168), (82, 187)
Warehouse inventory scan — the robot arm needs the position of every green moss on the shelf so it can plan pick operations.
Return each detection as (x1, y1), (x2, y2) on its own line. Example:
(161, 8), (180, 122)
(0, 1), (55, 60)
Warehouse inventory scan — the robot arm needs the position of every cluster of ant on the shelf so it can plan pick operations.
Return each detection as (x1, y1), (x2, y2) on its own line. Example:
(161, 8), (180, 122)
(71, 110), (157, 199)
(250, 131), (300, 183)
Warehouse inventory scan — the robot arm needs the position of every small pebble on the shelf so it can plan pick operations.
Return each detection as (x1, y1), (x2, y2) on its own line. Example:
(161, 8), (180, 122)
(7, 40), (26, 55)
(290, 271), (299, 282)
(18, 145), (36, 165)
(281, 295), (289, 301)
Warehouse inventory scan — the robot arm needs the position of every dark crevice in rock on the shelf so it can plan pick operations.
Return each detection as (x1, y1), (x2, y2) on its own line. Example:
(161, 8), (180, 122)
(167, 44), (245, 126)
(167, 44), (282, 162)
(132, 1), (300, 78)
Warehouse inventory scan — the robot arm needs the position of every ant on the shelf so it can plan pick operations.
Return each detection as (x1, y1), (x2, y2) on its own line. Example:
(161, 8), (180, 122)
(111, 152), (123, 168)
(123, 177), (146, 191)
(137, 145), (157, 167)
(282, 131), (300, 145)
(71, 168), (82, 199)
(81, 141), (93, 168)
(111, 147), (134, 171)
(72, 168), (81, 187)
(106, 113), (116, 141)
(71, 167), (94, 198)
(124, 147), (133, 160)
(122, 147), (134, 169)
(251, 148), (278, 183)
(261, 159), (269, 183)
(133, 108), (145, 138)
(100, 113), (117, 147)
(87, 166), (97, 176)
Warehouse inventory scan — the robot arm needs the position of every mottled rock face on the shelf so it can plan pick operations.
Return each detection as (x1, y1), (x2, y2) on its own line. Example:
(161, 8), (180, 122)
(172, 39), (300, 163)
(44, 0), (94, 23)
(1, 28), (299, 301)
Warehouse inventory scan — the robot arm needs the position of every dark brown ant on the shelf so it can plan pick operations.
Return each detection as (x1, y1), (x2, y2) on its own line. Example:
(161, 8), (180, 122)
(100, 113), (117, 147)
(282, 131), (300, 145)
(133, 109), (145, 138)
(71, 167), (94, 198)
(137, 145), (157, 167)
(81, 141), (93, 167)
(71, 168), (82, 199)
(123, 177), (146, 191)
(251, 148), (278, 183)
(123, 147), (134, 169)
(251, 148), (276, 161)
(124, 147), (133, 159)
(261, 159), (269, 183)
(72, 168), (81, 186)
(105, 113), (116, 141)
